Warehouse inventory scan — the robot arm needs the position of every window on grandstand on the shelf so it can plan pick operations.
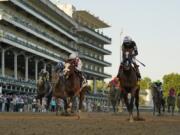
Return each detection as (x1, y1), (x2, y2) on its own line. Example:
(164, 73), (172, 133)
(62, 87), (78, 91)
(90, 65), (93, 70)
(99, 55), (103, 60)
(99, 67), (102, 72)
(95, 66), (98, 71)
(94, 54), (98, 59)
(85, 63), (88, 69)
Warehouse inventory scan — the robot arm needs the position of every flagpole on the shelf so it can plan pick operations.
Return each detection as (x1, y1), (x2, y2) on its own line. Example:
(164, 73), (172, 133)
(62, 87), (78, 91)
(120, 29), (123, 64)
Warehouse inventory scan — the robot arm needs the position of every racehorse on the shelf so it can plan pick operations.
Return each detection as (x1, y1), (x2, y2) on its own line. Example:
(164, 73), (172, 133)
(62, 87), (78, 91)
(151, 83), (165, 116)
(117, 51), (140, 122)
(52, 60), (90, 118)
(167, 88), (176, 116)
(108, 79), (123, 113)
(36, 70), (52, 111)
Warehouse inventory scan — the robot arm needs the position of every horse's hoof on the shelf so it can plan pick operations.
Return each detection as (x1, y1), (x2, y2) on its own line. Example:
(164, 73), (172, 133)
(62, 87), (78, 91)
(77, 115), (80, 120)
(129, 119), (134, 123)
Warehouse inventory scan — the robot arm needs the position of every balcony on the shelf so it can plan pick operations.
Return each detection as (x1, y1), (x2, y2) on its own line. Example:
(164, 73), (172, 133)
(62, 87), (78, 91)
(77, 24), (111, 44)
(0, 11), (112, 67)
(79, 54), (111, 67)
(78, 36), (111, 55)
(83, 67), (111, 79)
(0, 30), (62, 62)
(0, 11), (74, 54)
(10, 0), (77, 41)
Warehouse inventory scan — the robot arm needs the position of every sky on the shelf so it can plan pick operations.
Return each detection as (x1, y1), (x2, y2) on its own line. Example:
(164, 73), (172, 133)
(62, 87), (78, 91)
(53, 0), (180, 81)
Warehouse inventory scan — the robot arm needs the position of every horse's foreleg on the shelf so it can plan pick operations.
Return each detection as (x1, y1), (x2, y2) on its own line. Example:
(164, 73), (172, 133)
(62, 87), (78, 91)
(153, 105), (155, 116)
(172, 105), (175, 116)
(55, 98), (58, 116)
(123, 93), (129, 112)
(168, 104), (170, 113)
(74, 96), (80, 120)
(112, 101), (116, 113)
(135, 95), (139, 119)
(153, 99), (155, 116)
(129, 95), (135, 122)
(63, 98), (68, 114)
(158, 104), (161, 116)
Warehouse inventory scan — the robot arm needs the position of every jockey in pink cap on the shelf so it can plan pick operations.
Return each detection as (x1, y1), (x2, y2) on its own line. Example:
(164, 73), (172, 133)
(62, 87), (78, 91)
(169, 87), (176, 97)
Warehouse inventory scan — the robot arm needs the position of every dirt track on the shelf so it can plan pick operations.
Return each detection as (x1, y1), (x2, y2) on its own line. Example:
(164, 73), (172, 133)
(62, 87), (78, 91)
(0, 112), (180, 135)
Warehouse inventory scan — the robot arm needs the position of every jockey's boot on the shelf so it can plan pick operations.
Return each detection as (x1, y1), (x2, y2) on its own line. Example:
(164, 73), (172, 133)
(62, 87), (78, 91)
(133, 63), (141, 80)
(81, 73), (88, 89)
(78, 71), (88, 90)
(117, 63), (124, 78)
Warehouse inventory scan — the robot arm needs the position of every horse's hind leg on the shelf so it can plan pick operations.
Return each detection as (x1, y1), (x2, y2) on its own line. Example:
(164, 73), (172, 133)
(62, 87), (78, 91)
(172, 105), (175, 116)
(123, 93), (129, 112)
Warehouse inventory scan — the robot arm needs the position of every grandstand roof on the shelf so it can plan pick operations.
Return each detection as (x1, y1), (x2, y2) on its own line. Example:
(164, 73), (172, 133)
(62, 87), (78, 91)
(73, 10), (110, 29)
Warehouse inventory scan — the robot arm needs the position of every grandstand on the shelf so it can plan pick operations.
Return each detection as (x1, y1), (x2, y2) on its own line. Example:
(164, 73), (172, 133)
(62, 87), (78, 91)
(0, 0), (111, 94)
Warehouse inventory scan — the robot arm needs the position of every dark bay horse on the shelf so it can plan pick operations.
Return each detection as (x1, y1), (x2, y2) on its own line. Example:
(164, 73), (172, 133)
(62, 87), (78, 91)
(108, 79), (123, 113)
(167, 88), (176, 116)
(36, 71), (52, 110)
(117, 51), (140, 122)
(151, 83), (165, 116)
(52, 60), (90, 118)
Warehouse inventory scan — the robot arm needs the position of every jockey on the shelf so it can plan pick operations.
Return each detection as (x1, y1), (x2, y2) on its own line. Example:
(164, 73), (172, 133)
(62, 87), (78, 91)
(54, 61), (64, 73)
(155, 81), (163, 97)
(39, 69), (49, 81)
(109, 77), (120, 89)
(120, 36), (141, 80)
(169, 87), (176, 97)
(67, 53), (88, 89)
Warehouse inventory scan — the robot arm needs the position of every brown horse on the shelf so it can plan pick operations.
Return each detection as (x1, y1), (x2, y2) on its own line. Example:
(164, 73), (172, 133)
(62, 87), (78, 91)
(107, 79), (123, 113)
(52, 60), (90, 117)
(117, 51), (140, 122)
(36, 70), (52, 110)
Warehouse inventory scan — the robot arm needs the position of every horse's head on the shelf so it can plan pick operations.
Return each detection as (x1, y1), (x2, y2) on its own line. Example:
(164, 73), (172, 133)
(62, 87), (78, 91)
(38, 70), (49, 83)
(63, 61), (75, 79)
(123, 51), (133, 71)
(151, 82), (162, 97)
(37, 70), (50, 96)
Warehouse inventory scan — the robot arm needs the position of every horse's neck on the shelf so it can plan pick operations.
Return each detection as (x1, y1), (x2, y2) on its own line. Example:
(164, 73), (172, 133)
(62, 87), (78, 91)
(121, 68), (137, 84)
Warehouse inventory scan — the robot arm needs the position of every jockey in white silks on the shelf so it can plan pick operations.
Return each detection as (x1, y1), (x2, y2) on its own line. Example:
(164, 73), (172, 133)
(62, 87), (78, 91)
(67, 53), (88, 90)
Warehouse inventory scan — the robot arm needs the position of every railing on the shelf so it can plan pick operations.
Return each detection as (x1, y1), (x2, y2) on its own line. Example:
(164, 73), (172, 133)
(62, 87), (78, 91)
(0, 30), (62, 60)
(0, 76), (36, 89)
(19, 0), (76, 37)
(4, 12), (76, 53)
(80, 53), (111, 66)
(83, 67), (111, 78)
(79, 36), (111, 54)
(79, 23), (111, 42)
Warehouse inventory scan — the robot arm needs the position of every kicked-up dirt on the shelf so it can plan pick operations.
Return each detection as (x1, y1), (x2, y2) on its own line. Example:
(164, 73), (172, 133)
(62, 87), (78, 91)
(0, 112), (180, 135)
